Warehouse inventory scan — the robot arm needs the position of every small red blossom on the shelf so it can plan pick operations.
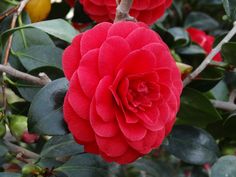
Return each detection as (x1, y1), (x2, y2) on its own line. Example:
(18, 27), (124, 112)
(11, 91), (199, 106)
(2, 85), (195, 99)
(22, 132), (40, 144)
(63, 21), (182, 164)
(187, 27), (222, 62)
(67, 0), (172, 25)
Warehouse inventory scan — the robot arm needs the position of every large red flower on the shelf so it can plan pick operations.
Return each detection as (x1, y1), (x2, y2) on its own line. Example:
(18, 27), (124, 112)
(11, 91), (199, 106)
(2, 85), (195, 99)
(187, 27), (222, 62)
(63, 21), (183, 164)
(67, 0), (172, 25)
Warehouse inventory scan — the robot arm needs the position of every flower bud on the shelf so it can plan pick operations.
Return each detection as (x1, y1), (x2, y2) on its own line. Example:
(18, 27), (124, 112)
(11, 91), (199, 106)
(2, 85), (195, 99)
(22, 131), (39, 144)
(8, 115), (27, 140)
(22, 164), (42, 176)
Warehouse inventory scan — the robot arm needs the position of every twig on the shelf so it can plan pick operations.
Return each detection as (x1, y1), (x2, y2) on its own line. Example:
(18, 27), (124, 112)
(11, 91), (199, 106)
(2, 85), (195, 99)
(2, 0), (30, 113)
(183, 22), (236, 87)
(229, 89), (236, 103)
(211, 100), (236, 112)
(4, 140), (40, 160)
(0, 64), (51, 86)
(114, 0), (136, 22)
(0, 6), (19, 22)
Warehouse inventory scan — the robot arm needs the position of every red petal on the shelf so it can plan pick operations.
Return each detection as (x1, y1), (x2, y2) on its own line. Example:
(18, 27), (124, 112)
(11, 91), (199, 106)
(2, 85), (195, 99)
(95, 76), (115, 122)
(78, 49), (100, 98)
(107, 21), (139, 38)
(63, 94), (95, 142)
(62, 34), (82, 80)
(98, 36), (131, 76)
(68, 72), (90, 119)
(117, 50), (156, 76)
(84, 142), (99, 154)
(101, 148), (141, 164)
(90, 99), (119, 137)
(80, 22), (112, 55)
(126, 27), (161, 50)
(96, 134), (129, 157)
(128, 128), (165, 154)
(116, 111), (147, 141)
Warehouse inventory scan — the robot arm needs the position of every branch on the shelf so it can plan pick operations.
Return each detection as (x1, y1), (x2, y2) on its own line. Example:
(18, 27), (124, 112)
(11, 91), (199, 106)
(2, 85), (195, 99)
(0, 6), (19, 22)
(4, 140), (40, 160)
(183, 22), (236, 87)
(211, 100), (236, 112)
(114, 0), (136, 22)
(0, 64), (51, 86)
(229, 89), (236, 103)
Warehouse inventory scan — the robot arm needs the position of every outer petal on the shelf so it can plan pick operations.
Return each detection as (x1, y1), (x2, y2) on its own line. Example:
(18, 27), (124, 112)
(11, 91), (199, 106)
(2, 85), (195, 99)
(80, 22), (112, 55)
(78, 49), (100, 98)
(90, 98), (119, 137)
(62, 34), (82, 80)
(107, 21), (139, 38)
(126, 27), (161, 50)
(98, 36), (131, 76)
(68, 72), (90, 119)
(63, 94), (95, 142)
(128, 128), (165, 154)
(96, 134), (129, 157)
(101, 149), (141, 164)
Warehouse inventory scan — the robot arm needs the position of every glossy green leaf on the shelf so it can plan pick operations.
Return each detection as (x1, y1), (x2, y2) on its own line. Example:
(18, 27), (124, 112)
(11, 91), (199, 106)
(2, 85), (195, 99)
(55, 154), (108, 177)
(0, 142), (8, 157)
(211, 81), (229, 101)
(28, 78), (69, 135)
(16, 45), (63, 71)
(189, 67), (225, 92)
(131, 159), (175, 177)
(184, 12), (219, 31)
(41, 134), (83, 158)
(0, 173), (21, 177)
(222, 42), (236, 66)
(223, 112), (236, 138)
(168, 27), (190, 47)
(177, 88), (222, 127)
(211, 155), (236, 177)
(1, 19), (78, 43)
(163, 125), (219, 165)
(222, 0), (236, 20)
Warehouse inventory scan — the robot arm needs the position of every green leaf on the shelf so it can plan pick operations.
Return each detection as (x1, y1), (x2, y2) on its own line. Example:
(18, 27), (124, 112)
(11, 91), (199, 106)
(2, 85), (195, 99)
(28, 78), (69, 135)
(131, 159), (175, 177)
(189, 67), (225, 92)
(211, 155), (236, 177)
(222, 0), (236, 21)
(1, 19), (78, 43)
(163, 125), (219, 165)
(168, 27), (190, 47)
(223, 112), (236, 138)
(55, 154), (108, 177)
(0, 142), (8, 157)
(222, 42), (236, 66)
(211, 81), (229, 101)
(12, 28), (54, 52)
(184, 12), (219, 31)
(177, 88), (222, 128)
(0, 173), (21, 177)
(16, 45), (63, 71)
(41, 134), (83, 158)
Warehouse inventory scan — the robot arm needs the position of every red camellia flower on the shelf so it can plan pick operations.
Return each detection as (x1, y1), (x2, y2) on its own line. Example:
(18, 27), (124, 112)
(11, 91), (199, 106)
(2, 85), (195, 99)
(63, 21), (183, 164)
(187, 27), (222, 62)
(67, 0), (172, 25)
